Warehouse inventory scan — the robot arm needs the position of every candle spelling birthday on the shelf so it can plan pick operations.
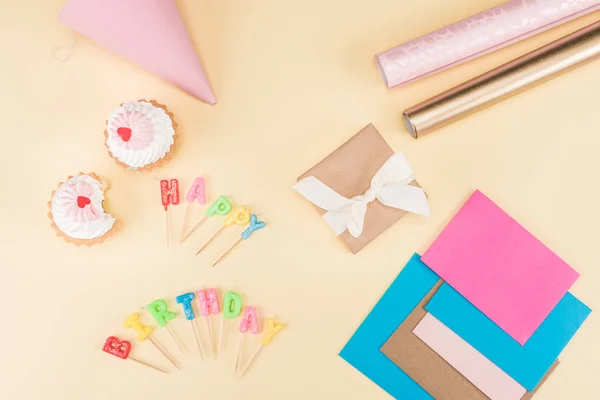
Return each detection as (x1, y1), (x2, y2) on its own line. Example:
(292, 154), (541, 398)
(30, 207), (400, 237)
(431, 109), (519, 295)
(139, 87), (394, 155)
(233, 306), (260, 373)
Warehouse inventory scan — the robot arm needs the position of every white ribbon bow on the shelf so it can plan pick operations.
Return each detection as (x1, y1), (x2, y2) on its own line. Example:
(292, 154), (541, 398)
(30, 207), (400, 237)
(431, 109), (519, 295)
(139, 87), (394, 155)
(294, 153), (430, 238)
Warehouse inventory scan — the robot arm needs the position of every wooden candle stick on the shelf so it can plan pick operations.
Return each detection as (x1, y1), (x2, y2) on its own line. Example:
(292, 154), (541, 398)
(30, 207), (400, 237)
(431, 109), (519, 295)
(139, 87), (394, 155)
(179, 178), (207, 243)
(238, 318), (284, 377)
(148, 335), (181, 370)
(221, 290), (243, 354)
(123, 312), (181, 370)
(196, 206), (251, 255)
(184, 195), (232, 245)
(234, 306), (260, 373)
(197, 288), (221, 358)
(176, 292), (206, 359)
(212, 214), (265, 267)
(147, 299), (187, 356)
(195, 226), (225, 255)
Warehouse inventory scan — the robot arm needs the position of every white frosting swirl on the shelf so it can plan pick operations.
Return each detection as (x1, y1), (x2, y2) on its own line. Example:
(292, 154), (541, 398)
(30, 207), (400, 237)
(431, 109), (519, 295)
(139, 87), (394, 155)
(51, 175), (116, 240)
(105, 101), (175, 169)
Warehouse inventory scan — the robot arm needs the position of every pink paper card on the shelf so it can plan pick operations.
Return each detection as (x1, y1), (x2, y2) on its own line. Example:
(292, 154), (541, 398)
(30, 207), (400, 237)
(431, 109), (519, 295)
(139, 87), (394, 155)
(422, 190), (579, 345)
(413, 313), (527, 400)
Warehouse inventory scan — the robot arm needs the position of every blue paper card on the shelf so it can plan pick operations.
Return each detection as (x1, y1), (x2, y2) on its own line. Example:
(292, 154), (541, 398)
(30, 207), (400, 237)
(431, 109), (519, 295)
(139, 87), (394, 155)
(426, 283), (591, 391)
(339, 254), (438, 399)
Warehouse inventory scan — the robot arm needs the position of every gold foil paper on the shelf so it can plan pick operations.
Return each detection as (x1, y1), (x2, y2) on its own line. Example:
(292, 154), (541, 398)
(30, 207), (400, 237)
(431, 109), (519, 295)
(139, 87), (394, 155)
(403, 21), (600, 138)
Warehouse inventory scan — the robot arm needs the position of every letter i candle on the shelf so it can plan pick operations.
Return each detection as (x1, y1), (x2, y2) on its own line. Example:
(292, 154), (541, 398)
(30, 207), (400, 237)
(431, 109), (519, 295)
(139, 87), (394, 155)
(212, 214), (266, 267)
(160, 179), (179, 248)
(233, 306), (260, 373)
(102, 336), (170, 374)
(181, 195), (232, 244)
(123, 312), (181, 370)
(147, 299), (187, 356)
(196, 205), (251, 255)
(176, 292), (206, 359)
(197, 288), (221, 358)
(179, 177), (207, 242)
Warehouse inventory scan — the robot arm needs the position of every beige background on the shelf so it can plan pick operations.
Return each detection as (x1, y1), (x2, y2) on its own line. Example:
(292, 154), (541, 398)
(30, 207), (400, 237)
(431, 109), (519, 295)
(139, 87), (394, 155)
(0, 0), (598, 399)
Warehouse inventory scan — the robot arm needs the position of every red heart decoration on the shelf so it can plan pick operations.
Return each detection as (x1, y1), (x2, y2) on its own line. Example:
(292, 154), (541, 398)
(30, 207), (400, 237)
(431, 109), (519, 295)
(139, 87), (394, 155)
(102, 336), (132, 359)
(117, 127), (132, 142)
(77, 196), (91, 209)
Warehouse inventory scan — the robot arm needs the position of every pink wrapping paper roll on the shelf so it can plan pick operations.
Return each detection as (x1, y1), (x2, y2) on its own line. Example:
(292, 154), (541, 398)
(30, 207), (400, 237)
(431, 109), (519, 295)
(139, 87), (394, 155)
(376, 0), (600, 88)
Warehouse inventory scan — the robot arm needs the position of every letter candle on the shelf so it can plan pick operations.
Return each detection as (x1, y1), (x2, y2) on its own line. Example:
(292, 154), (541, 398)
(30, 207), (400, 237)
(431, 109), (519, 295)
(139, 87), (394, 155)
(197, 288), (221, 358)
(160, 179), (179, 248)
(102, 336), (170, 374)
(179, 177), (207, 242)
(147, 299), (187, 356)
(181, 195), (232, 244)
(220, 290), (243, 354)
(175, 292), (206, 359)
(233, 306), (260, 373)
(123, 312), (181, 370)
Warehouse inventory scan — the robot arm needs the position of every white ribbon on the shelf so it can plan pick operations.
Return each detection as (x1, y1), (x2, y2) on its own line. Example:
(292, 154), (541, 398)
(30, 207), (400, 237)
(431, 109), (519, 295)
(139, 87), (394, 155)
(294, 153), (430, 238)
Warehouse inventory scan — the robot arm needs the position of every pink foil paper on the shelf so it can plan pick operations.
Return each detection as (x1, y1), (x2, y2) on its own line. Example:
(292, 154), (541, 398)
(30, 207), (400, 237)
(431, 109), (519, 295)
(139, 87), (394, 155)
(59, 0), (216, 104)
(376, 0), (600, 88)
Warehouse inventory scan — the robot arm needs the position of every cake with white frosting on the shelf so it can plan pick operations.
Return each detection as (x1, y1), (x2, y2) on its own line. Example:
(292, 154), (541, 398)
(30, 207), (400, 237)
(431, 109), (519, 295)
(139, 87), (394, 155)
(48, 173), (118, 245)
(104, 99), (177, 171)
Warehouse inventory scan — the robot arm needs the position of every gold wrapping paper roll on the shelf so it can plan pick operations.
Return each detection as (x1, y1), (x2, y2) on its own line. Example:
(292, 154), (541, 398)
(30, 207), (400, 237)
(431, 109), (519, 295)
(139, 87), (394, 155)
(403, 21), (600, 139)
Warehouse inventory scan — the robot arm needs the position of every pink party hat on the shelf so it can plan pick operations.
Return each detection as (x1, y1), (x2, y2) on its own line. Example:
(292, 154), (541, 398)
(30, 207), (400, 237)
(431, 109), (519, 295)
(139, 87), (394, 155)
(59, 0), (216, 104)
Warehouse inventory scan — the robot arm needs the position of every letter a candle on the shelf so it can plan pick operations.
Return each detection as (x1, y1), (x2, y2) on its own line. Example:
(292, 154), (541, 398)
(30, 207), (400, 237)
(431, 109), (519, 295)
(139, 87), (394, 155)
(238, 318), (284, 377)
(233, 306), (260, 373)
(179, 177), (207, 242)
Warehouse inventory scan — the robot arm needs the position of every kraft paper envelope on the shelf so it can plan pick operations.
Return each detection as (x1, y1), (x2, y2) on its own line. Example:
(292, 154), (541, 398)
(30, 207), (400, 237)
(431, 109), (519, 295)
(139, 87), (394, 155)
(296, 124), (422, 254)
(381, 282), (559, 400)
(339, 253), (439, 399)
(422, 190), (579, 344)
